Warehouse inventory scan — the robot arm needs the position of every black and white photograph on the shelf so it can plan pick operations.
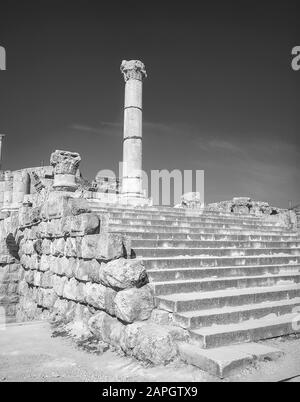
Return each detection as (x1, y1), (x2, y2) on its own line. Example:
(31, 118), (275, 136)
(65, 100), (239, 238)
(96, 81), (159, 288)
(0, 0), (299, 385)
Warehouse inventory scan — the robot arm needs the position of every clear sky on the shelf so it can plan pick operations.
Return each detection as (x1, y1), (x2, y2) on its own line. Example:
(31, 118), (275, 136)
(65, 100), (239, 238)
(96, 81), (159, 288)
(0, 0), (299, 207)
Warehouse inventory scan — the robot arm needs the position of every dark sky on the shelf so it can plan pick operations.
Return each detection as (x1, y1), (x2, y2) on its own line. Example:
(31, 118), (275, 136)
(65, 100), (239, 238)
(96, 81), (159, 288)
(0, 0), (299, 207)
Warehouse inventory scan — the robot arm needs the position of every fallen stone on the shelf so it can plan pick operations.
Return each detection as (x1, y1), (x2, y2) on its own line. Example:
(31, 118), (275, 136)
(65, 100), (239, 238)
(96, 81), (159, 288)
(99, 258), (148, 290)
(124, 322), (178, 365)
(114, 284), (154, 323)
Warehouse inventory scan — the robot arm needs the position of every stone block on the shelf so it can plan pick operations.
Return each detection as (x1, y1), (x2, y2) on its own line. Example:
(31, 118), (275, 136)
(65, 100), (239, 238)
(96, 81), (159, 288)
(50, 238), (66, 257)
(40, 271), (53, 288)
(63, 277), (85, 302)
(73, 259), (101, 283)
(41, 288), (58, 309)
(80, 233), (130, 261)
(62, 213), (100, 237)
(124, 322), (178, 365)
(99, 258), (147, 290)
(114, 284), (154, 324)
(88, 311), (126, 349)
(52, 274), (68, 297)
(64, 237), (77, 257)
(84, 282), (116, 315)
(41, 238), (52, 255)
(39, 254), (52, 272)
(40, 192), (91, 220)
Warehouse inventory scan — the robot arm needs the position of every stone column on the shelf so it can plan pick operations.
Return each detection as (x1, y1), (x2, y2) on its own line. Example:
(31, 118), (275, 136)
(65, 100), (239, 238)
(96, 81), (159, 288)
(120, 60), (147, 199)
(0, 134), (5, 170)
(2, 171), (13, 211)
(50, 150), (81, 191)
(12, 170), (30, 206)
(0, 171), (5, 210)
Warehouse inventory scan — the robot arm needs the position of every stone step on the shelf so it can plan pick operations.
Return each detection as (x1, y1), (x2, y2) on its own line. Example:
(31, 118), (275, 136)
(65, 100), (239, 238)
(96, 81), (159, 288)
(141, 255), (300, 270)
(155, 284), (300, 313)
(110, 225), (294, 235)
(123, 232), (300, 242)
(151, 273), (300, 296)
(173, 297), (300, 329)
(110, 216), (285, 229)
(113, 220), (288, 231)
(148, 264), (300, 282)
(189, 312), (300, 348)
(134, 247), (300, 258)
(108, 213), (266, 224)
(178, 342), (284, 378)
(89, 204), (261, 218)
(132, 239), (300, 249)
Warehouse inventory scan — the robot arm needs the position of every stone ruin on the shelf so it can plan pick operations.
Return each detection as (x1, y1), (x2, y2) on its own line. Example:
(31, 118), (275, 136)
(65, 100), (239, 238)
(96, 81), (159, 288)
(0, 60), (299, 377)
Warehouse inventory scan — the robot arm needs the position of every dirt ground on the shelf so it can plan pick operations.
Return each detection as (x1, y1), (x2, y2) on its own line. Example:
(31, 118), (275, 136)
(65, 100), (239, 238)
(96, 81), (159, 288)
(0, 321), (300, 382)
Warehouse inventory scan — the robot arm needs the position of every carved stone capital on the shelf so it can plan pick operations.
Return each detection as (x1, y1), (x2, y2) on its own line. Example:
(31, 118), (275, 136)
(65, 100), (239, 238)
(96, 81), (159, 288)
(50, 150), (81, 175)
(120, 60), (147, 82)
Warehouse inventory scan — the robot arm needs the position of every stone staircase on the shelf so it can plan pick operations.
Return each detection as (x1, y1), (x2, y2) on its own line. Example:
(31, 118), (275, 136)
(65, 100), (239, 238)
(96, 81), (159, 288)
(90, 203), (300, 352)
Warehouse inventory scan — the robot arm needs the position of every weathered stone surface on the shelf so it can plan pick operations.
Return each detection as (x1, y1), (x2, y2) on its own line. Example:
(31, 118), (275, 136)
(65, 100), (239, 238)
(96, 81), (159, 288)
(39, 254), (52, 272)
(40, 271), (53, 288)
(40, 288), (58, 309)
(80, 233), (130, 260)
(181, 192), (203, 209)
(24, 269), (34, 285)
(88, 311), (126, 349)
(124, 322), (178, 365)
(52, 274), (68, 297)
(150, 309), (170, 326)
(52, 298), (77, 323)
(50, 150), (81, 175)
(50, 238), (66, 257)
(18, 206), (41, 227)
(84, 282), (116, 315)
(64, 237), (77, 257)
(114, 284), (154, 323)
(99, 258), (148, 290)
(63, 278), (85, 303)
(40, 193), (90, 220)
(41, 239), (52, 255)
(62, 213), (100, 237)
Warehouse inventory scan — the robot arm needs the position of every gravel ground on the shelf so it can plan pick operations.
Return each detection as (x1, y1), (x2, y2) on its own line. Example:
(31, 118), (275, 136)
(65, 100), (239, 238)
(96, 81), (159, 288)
(0, 321), (299, 382)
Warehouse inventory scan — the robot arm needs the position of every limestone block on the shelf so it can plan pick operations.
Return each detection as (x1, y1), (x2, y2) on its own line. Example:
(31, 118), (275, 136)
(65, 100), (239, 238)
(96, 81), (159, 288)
(18, 280), (29, 296)
(64, 237), (77, 257)
(73, 259), (101, 283)
(50, 256), (70, 276)
(28, 254), (40, 270)
(33, 270), (42, 287)
(40, 254), (52, 272)
(124, 322), (178, 365)
(52, 274), (68, 297)
(150, 309), (171, 326)
(99, 258), (148, 290)
(63, 277), (85, 302)
(88, 311), (126, 349)
(20, 254), (30, 269)
(114, 284), (154, 324)
(40, 271), (53, 288)
(24, 269), (34, 285)
(27, 225), (39, 240)
(33, 239), (43, 255)
(84, 282), (116, 315)
(37, 221), (48, 238)
(62, 213), (100, 237)
(51, 238), (66, 257)
(41, 239), (52, 255)
(18, 206), (41, 227)
(41, 288), (58, 309)
(80, 233), (130, 261)
(40, 192), (90, 220)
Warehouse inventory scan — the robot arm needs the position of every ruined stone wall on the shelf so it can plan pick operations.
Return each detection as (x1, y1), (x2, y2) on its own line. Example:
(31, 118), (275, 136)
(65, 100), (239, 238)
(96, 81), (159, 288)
(0, 213), (21, 323)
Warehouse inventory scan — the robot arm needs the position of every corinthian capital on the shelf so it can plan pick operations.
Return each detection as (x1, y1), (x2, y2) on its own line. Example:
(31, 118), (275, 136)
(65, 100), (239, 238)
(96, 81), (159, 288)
(50, 150), (81, 175)
(120, 60), (147, 82)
